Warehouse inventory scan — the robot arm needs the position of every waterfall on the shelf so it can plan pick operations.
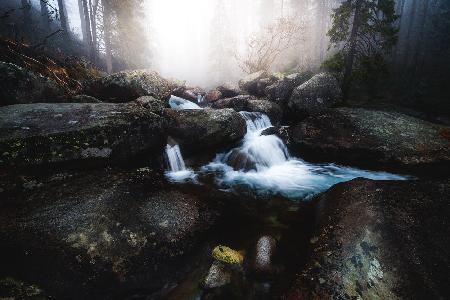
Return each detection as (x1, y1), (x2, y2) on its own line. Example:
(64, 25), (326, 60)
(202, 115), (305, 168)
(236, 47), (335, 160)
(169, 95), (202, 110)
(203, 111), (407, 199)
(239, 111), (272, 131)
(164, 141), (197, 183)
(165, 144), (187, 172)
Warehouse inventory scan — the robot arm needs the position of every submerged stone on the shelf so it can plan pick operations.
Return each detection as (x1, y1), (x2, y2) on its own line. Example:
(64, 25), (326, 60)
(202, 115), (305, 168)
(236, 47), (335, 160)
(212, 245), (244, 265)
(203, 261), (232, 289)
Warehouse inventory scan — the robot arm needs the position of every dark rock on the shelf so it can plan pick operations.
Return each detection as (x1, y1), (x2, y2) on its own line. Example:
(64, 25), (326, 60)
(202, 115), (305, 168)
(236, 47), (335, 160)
(288, 72), (342, 118)
(238, 71), (270, 96)
(164, 108), (246, 155)
(217, 84), (242, 98)
(247, 100), (283, 125)
(86, 70), (176, 103)
(289, 108), (450, 175)
(288, 179), (450, 299)
(134, 95), (166, 115)
(265, 71), (313, 105)
(0, 168), (222, 299)
(68, 94), (102, 103)
(205, 90), (223, 103)
(261, 126), (290, 146)
(212, 95), (255, 111)
(0, 62), (65, 106)
(172, 86), (206, 103)
(212, 96), (283, 125)
(0, 102), (166, 170)
(0, 277), (48, 300)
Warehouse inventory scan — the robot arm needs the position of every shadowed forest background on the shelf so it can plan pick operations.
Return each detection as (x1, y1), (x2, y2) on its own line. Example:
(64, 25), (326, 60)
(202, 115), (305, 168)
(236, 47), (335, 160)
(1, 0), (449, 117)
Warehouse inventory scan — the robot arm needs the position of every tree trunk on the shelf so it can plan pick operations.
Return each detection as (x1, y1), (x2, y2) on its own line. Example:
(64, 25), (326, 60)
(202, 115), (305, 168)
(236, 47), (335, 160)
(40, 0), (51, 33)
(342, 0), (363, 100)
(102, 0), (113, 73)
(57, 0), (69, 38)
(89, 0), (99, 62)
(21, 0), (32, 40)
(78, 0), (88, 47)
(81, 0), (95, 60)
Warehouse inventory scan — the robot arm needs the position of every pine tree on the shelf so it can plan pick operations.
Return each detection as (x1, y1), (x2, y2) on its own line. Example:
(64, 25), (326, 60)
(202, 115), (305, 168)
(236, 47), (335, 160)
(325, 0), (398, 99)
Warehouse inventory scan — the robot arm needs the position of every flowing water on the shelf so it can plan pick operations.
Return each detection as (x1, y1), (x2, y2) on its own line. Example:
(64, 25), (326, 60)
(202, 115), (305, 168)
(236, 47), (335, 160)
(202, 111), (407, 199)
(169, 95), (203, 110)
(164, 143), (197, 183)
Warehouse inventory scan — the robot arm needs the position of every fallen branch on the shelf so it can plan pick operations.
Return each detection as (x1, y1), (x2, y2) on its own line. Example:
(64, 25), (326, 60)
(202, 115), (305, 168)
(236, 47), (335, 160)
(32, 29), (63, 49)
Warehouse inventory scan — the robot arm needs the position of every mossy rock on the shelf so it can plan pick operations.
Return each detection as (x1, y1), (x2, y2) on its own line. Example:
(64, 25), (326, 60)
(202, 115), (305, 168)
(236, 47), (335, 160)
(212, 245), (244, 265)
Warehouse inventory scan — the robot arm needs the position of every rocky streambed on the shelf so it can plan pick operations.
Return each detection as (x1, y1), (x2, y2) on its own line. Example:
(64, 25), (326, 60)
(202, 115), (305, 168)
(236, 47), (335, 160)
(0, 65), (449, 299)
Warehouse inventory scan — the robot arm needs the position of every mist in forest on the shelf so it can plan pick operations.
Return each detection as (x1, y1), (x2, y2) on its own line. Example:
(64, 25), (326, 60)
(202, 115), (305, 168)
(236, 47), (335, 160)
(0, 0), (449, 111)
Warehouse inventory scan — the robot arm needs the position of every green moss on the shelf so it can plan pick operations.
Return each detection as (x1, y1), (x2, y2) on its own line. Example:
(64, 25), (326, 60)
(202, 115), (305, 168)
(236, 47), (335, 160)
(212, 245), (244, 265)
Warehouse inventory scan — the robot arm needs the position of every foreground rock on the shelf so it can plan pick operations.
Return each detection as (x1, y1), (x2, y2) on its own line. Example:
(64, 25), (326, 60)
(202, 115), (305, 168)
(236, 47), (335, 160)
(0, 102), (165, 170)
(288, 72), (341, 118)
(288, 179), (450, 299)
(0, 168), (222, 299)
(164, 108), (246, 155)
(0, 62), (64, 106)
(212, 96), (283, 124)
(86, 70), (176, 102)
(290, 108), (450, 175)
(251, 236), (277, 277)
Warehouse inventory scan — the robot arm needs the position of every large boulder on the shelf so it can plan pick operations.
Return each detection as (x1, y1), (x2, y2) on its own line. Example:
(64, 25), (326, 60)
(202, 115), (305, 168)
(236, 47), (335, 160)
(0, 168), (222, 299)
(212, 96), (283, 125)
(288, 179), (450, 299)
(288, 72), (341, 117)
(290, 108), (450, 175)
(265, 72), (313, 106)
(86, 70), (176, 103)
(164, 108), (246, 155)
(216, 83), (242, 98)
(238, 71), (275, 96)
(0, 62), (65, 106)
(0, 102), (166, 170)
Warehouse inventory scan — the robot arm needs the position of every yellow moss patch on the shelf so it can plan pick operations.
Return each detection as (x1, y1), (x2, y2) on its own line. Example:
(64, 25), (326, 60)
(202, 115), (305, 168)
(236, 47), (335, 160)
(212, 245), (244, 265)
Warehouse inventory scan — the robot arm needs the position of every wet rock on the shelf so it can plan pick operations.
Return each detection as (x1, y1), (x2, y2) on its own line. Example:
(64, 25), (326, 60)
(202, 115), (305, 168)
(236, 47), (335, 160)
(172, 86), (206, 103)
(212, 245), (244, 265)
(134, 95), (166, 114)
(0, 168), (221, 299)
(252, 236), (277, 276)
(265, 71), (313, 105)
(205, 90), (223, 103)
(217, 83), (242, 98)
(203, 261), (232, 289)
(290, 108), (450, 175)
(224, 148), (257, 171)
(164, 108), (246, 155)
(247, 100), (283, 125)
(0, 102), (166, 170)
(212, 96), (282, 124)
(261, 126), (290, 145)
(0, 277), (47, 300)
(288, 72), (341, 118)
(68, 94), (102, 103)
(86, 69), (176, 102)
(288, 179), (450, 299)
(238, 71), (271, 96)
(0, 61), (65, 106)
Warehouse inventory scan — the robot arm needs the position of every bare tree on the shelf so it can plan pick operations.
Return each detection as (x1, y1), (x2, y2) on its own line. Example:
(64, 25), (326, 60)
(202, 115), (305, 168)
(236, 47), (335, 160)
(235, 17), (303, 74)
(102, 0), (113, 72)
(57, 0), (69, 37)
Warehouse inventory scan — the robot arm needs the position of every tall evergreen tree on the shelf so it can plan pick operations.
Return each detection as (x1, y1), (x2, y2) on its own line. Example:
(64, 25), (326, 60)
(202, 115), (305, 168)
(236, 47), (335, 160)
(325, 0), (398, 99)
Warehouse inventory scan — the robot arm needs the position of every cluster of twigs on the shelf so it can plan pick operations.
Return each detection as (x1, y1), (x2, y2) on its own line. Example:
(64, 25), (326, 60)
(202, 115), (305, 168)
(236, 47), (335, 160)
(0, 38), (100, 95)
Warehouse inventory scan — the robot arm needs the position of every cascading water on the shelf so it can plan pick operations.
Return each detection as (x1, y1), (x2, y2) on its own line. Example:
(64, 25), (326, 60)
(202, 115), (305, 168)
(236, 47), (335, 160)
(164, 142), (197, 182)
(169, 95), (202, 110)
(203, 111), (407, 199)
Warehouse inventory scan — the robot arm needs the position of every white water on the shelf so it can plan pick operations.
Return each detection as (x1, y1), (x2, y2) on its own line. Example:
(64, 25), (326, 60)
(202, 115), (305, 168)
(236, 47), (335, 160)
(169, 95), (202, 110)
(203, 112), (407, 199)
(164, 143), (197, 183)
